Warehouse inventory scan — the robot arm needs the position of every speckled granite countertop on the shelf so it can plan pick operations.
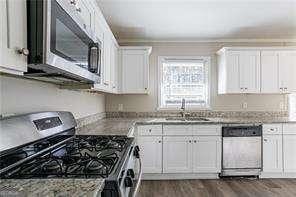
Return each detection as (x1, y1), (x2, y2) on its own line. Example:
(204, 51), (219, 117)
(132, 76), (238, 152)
(76, 117), (296, 136)
(0, 179), (104, 197)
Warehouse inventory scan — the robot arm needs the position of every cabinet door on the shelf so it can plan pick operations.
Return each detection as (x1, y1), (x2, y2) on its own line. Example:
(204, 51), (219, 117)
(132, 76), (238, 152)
(110, 42), (118, 93)
(121, 50), (149, 94)
(283, 135), (296, 172)
(225, 51), (241, 93)
(262, 135), (283, 173)
(0, 0), (27, 75)
(163, 136), (192, 173)
(279, 51), (296, 93)
(137, 136), (162, 173)
(240, 51), (261, 93)
(261, 51), (280, 93)
(192, 136), (221, 173)
(103, 33), (111, 88)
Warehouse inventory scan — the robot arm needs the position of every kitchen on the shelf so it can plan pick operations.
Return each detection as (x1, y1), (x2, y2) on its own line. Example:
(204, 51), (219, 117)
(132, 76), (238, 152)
(0, 0), (296, 196)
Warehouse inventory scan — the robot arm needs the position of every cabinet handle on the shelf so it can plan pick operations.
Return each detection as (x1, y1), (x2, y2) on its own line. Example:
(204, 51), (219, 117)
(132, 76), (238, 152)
(194, 140), (197, 143)
(104, 82), (109, 86)
(270, 129), (274, 131)
(158, 141), (162, 143)
(244, 88), (248, 90)
(280, 87), (283, 91)
(144, 88), (147, 90)
(189, 140), (192, 143)
(148, 129), (152, 132)
(76, 7), (81, 12)
(70, 0), (77, 5)
(17, 48), (29, 56)
(264, 139), (268, 142)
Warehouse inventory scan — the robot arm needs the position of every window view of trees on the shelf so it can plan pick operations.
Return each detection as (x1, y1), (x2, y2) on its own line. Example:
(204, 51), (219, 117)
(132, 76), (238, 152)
(161, 61), (209, 108)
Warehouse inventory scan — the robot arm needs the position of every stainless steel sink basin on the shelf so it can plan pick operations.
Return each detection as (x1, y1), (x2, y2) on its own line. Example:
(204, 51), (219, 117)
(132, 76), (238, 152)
(185, 117), (210, 121)
(165, 117), (186, 121)
(165, 117), (210, 121)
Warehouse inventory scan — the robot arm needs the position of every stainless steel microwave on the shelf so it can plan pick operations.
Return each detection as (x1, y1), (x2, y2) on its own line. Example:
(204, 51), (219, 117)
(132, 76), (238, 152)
(25, 0), (101, 85)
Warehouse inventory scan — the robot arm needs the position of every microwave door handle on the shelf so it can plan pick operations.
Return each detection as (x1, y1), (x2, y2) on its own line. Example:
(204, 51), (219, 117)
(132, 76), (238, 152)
(88, 43), (99, 73)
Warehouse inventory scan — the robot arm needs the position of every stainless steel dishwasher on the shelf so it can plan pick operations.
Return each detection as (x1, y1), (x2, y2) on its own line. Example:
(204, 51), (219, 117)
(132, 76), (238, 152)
(221, 125), (262, 177)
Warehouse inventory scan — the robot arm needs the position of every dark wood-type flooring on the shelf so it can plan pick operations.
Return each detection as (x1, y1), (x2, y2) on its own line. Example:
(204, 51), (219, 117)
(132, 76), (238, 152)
(138, 179), (296, 197)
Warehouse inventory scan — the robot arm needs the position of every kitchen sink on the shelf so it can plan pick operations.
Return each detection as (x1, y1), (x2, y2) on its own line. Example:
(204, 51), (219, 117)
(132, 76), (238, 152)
(185, 117), (210, 121)
(165, 117), (210, 121)
(165, 117), (187, 121)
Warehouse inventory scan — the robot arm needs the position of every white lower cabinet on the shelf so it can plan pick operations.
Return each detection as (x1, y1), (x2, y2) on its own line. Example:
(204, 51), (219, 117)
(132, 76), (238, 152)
(192, 136), (221, 173)
(163, 136), (192, 173)
(137, 136), (162, 173)
(262, 135), (283, 172)
(283, 135), (296, 173)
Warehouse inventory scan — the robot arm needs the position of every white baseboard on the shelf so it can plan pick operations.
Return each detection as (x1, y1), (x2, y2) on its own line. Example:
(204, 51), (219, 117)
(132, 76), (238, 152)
(142, 173), (219, 180)
(260, 172), (296, 178)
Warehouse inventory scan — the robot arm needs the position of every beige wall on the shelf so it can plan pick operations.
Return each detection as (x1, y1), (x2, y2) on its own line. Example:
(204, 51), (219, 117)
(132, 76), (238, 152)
(0, 76), (105, 119)
(106, 42), (296, 112)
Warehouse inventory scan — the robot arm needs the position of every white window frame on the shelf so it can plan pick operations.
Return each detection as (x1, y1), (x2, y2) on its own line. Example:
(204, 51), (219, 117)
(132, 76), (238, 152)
(157, 56), (211, 111)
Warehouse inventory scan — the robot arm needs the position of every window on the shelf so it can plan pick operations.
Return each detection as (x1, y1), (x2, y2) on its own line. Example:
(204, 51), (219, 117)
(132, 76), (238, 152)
(158, 56), (210, 110)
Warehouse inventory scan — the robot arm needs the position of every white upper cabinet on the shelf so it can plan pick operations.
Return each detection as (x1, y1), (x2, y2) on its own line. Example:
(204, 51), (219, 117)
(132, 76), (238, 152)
(119, 47), (152, 94)
(218, 47), (296, 94)
(261, 50), (296, 93)
(103, 33), (111, 89)
(110, 42), (119, 93)
(217, 48), (260, 94)
(279, 51), (296, 93)
(261, 51), (280, 93)
(0, 0), (28, 75)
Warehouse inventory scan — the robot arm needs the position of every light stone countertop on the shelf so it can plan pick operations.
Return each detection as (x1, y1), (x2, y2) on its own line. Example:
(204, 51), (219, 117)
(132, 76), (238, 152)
(0, 179), (104, 197)
(2, 116), (295, 196)
(76, 117), (296, 136)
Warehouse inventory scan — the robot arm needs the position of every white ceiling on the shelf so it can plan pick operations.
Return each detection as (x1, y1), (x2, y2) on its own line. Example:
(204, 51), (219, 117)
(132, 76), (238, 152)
(97, 0), (296, 42)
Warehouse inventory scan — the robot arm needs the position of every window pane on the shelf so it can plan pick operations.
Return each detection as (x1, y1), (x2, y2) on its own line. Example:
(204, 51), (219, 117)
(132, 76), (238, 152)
(160, 59), (209, 108)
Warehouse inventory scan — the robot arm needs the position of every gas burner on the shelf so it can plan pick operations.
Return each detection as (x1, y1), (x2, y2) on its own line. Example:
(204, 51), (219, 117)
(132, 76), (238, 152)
(41, 159), (63, 173)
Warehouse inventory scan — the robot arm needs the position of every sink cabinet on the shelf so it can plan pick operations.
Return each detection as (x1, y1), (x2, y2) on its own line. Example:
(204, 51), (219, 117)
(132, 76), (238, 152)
(137, 124), (222, 176)
(192, 136), (221, 173)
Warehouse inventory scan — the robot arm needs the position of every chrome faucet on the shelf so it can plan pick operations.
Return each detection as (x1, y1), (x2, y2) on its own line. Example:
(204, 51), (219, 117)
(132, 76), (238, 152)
(180, 98), (186, 118)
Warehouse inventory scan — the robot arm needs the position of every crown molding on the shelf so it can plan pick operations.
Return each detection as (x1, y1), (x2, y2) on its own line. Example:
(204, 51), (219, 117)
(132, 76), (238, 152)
(118, 38), (296, 44)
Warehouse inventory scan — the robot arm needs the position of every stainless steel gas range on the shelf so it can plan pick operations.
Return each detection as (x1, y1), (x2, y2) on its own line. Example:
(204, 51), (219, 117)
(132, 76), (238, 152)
(0, 111), (142, 197)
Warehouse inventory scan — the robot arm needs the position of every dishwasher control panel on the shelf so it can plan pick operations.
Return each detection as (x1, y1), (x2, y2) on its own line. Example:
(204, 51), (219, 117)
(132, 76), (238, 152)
(222, 125), (262, 137)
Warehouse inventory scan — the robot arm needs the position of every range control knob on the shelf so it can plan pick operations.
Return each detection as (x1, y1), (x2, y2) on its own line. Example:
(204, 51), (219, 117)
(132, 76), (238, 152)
(127, 169), (135, 178)
(134, 145), (140, 158)
(124, 177), (133, 188)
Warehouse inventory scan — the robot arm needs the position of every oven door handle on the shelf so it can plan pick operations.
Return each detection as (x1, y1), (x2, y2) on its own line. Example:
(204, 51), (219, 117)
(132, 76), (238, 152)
(132, 154), (142, 197)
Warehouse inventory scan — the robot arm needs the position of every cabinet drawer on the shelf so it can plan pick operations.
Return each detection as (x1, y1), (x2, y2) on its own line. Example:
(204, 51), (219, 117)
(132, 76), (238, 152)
(192, 125), (221, 136)
(263, 124), (282, 135)
(283, 124), (296, 135)
(138, 125), (162, 136)
(163, 125), (192, 136)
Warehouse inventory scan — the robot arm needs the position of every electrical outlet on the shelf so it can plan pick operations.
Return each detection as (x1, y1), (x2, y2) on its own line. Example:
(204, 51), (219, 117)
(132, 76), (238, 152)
(118, 104), (123, 111)
(242, 102), (248, 109)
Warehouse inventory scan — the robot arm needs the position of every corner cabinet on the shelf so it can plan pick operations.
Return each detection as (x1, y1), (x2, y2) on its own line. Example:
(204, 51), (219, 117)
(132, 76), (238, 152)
(0, 0), (28, 75)
(119, 46), (152, 94)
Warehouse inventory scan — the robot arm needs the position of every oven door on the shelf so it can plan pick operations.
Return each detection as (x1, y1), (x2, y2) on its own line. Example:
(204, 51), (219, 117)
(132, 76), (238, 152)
(45, 0), (101, 82)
